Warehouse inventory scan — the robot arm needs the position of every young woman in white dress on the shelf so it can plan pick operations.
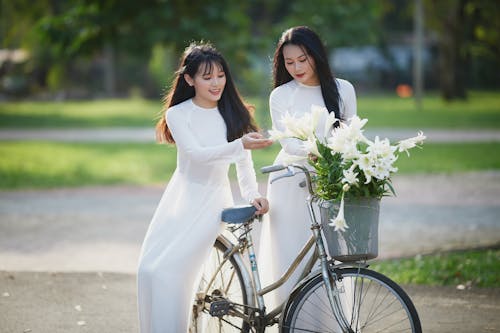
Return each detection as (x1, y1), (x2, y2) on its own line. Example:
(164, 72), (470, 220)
(137, 42), (272, 333)
(258, 26), (358, 313)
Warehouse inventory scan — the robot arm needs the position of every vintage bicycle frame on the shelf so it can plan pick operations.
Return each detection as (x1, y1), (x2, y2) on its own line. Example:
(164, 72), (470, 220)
(218, 165), (354, 330)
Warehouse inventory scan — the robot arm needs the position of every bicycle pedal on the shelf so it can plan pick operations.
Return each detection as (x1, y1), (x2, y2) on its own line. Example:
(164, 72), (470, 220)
(209, 300), (231, 317)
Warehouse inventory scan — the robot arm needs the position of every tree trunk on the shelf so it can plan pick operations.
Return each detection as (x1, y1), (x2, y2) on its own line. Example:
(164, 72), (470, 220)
(103, 43), (116, 97)
(413, 0), (424, 110)
(435, 0), (468, 100)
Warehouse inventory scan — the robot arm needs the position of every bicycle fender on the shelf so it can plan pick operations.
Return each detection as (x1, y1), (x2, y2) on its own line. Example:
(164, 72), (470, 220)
(216, 234), (256, 308)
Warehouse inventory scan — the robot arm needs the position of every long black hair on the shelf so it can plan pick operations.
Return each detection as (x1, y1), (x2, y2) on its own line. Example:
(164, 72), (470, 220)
(156, 42), (257, 143)
(273, 26), (342, 121)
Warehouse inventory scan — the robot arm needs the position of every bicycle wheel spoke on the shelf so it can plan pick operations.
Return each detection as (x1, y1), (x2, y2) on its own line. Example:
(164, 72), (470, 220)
(223, 267), (237, 295)
(283, 268), (421, 333)
(285, 285), (344, 332)
(359, 286), (411, 331)
(359, 280), (390, 326)
(190, 239), (250, 332)
(282, 326), (333, 333)
(352, 273), (365, 329)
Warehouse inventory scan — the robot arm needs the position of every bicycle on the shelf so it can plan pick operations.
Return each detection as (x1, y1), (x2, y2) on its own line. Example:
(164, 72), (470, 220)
(190, 164), (422, 332)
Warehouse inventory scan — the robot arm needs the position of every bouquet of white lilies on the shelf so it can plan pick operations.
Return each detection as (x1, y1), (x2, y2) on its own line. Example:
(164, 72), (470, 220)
(269, 105), (426, 232)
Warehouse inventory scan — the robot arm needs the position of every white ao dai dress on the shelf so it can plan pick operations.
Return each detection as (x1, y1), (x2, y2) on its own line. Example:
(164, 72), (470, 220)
(258, 79), (357, 314)
(137, 99), (261, 333)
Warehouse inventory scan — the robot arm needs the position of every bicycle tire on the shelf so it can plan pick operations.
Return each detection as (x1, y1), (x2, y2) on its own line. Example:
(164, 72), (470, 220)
(281, 267), (421, 333)
(190, 237), (251, 332)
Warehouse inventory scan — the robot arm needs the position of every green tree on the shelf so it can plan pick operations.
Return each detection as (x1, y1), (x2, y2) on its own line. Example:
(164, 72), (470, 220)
(2, 0), (397, 98)
(32, 0), (256, 95)
(280, 0), (381, 47)
(425, 0), (500, 100)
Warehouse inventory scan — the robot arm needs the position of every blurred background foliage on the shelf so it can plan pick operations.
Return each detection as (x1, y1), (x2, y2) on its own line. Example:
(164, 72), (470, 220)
(1, 0), (498, 286)
(1, 0), (499, 101)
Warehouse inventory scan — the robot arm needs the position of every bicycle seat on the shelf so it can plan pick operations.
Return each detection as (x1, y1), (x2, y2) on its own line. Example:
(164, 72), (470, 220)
(221, 205), (256, 224)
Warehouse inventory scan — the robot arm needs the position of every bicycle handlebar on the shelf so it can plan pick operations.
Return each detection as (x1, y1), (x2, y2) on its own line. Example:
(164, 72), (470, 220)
(260, 164), (315, 196)
(260, 164), (287, 174)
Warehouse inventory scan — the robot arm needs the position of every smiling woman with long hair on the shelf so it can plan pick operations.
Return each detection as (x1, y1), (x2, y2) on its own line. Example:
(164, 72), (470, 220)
(258, 26), (358, 314)
(137, 42), (272, 332)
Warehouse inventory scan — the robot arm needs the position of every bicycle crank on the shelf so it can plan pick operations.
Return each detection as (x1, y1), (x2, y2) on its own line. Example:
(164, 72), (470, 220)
(209, 299), (232, 317)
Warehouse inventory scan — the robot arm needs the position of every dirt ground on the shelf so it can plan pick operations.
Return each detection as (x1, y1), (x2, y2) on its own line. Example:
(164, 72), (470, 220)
(1, 172), (499, 273)
(1, 271), (499, 333)
(1, 172), (499, 332)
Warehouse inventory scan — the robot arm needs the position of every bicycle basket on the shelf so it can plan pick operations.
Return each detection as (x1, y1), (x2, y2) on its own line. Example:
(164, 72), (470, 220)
(319, 197), (380, 262)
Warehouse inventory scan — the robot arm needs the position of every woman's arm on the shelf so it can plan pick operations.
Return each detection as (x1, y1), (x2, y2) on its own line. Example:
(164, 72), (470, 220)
(167, 109), (245, 164)
(235, 150), (261, 202)
(338, 79), (357, 121)
(270, 88), (309, 157)
(235, 150), (269, 214)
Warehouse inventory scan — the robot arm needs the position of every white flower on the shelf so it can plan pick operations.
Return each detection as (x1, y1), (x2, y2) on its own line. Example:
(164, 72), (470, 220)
(323, 110), (339, 138)
(341, 141), (362, 160)
(342, 167), (359, 185)
(397, 131), (426, 156)
(327, 117), (368, 159)
(363, 167), (375, 184)
(326, 130), (349, 153)
(344, 115), (369, 142)
(270, 106), (425, 200)
(267, 127), (289, 141)
(310, 104), (325, 130)
(373, 163), (391, 180)
(348, 115), (368, 129)
(280, 153), (307, 166)
(302, 137), (320, 157)
(326, 124), (360, 157)
(281, 111), (318, 140)
(328, 195), (349, 232)
(355, 153), (375, 172)
(367, 136), (396, 158)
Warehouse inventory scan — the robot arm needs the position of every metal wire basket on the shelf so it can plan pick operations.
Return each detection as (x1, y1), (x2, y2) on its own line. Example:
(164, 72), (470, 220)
(319, 197), (380, 262)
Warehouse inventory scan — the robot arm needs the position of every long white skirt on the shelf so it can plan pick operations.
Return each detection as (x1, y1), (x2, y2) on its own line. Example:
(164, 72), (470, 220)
(258, 151), (315, 314)
(137, 171), (232, 333)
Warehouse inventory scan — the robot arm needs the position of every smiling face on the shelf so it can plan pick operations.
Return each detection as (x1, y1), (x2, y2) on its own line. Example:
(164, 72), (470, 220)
(184, 61), (226, 108)
(282, 44), (319, 86)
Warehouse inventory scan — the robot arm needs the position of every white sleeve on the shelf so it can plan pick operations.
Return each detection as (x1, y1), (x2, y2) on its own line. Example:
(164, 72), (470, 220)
(270, 89), (308, 157)
(338, 79), (357, 122)
(235, 150), (261, 203)
(167, 109), (245, 164)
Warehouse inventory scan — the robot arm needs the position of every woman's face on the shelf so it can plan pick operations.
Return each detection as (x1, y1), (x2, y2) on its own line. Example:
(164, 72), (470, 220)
(282, 44), (319, 86)
(185, 61), (226, 108)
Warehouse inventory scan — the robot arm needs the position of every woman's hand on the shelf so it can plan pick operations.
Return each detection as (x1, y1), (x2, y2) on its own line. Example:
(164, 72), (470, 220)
(251, 197), (269, 215)
(242, 132), (273, 150)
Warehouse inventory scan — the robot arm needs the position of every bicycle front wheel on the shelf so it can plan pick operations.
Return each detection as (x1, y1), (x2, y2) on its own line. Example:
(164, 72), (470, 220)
(190, 237), (251, 333)
(282, 267), (421, 333)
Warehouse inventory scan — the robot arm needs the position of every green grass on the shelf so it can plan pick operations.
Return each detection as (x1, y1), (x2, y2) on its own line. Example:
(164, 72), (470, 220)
(0, 98), (160, 128)
(358, 91), (500, 129)
(1, 91), (499, 129)
(1, 141), (499, 189)
(370, 248), (500, 288)
(0, 142), (175, 188)
(394, 142), (500, 173)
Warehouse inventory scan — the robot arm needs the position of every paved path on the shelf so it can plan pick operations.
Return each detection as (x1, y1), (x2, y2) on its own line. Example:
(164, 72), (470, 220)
(1, 172), (499, 273)
(1, 174), (499, 333)
(1, 127), (500, 142)
(1, 271), (498, 333)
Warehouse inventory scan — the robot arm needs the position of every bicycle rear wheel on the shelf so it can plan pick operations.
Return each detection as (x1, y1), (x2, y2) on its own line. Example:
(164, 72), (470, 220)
(281, 267), (421, 333)
(190, 237), (251, 332)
